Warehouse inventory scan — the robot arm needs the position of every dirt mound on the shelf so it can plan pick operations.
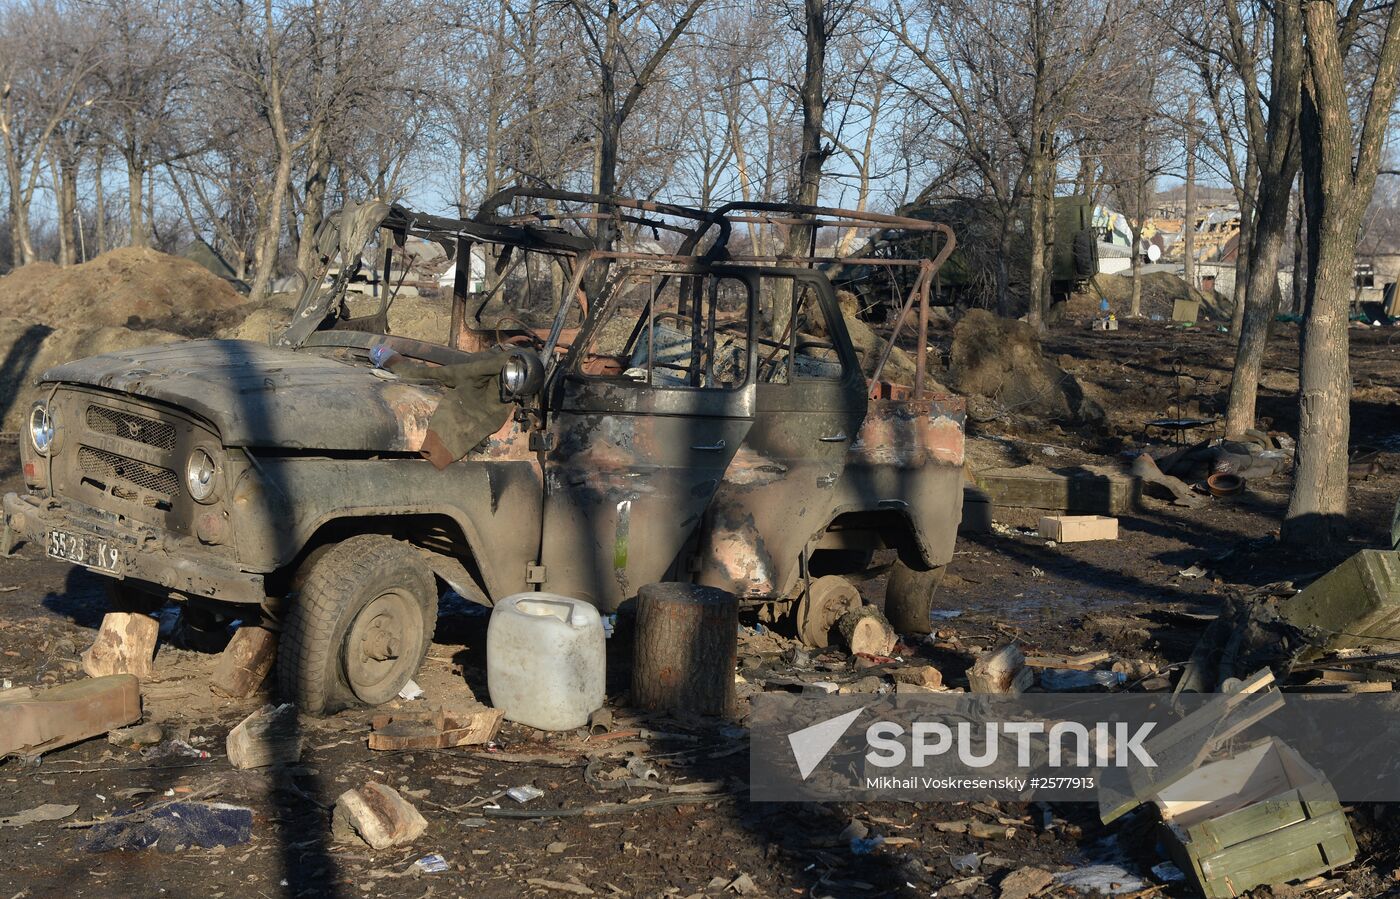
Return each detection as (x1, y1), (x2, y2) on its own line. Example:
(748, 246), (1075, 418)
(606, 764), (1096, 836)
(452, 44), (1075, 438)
(949, 309), (1103, 425)
(1065, 272), (1233, 322)
(0, 248), (246, 335)
(0, 319), (186, 432)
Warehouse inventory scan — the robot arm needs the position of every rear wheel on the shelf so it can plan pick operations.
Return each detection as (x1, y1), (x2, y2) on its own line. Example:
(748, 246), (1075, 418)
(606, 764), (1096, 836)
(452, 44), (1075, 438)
(795, 575), (861, 648)
(278, 535), (437, 715)
(884, 562), (947, 635)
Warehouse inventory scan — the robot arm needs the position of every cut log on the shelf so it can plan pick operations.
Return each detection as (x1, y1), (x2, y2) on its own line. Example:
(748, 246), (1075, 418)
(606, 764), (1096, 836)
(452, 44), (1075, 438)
(632, 583), (738, 717)
(331, 782), (427, 849)
(210, 626), (277, 699)
(81, 612), (159, 679)
(226, 703), (302, 769)
(0, 675), (142, 758)
(836, 607), (897, 657)
(369, 706), (505, 750)
(967, 644), (1032, 694)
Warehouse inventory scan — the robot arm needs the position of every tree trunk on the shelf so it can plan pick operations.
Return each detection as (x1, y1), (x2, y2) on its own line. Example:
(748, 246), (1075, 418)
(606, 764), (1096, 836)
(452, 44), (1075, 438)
(93, 149), (107, 255)
(248, 150), (292, 300)
(1231, 154), (1259, 334)
(125, 151), (147, 248)
(1183, 108), (1197, 290)
(55, 153), (78, 266)
(1026, 144), (1048, 331)
(631, 583), (738, 717)
(1282, 0), (1400, 549)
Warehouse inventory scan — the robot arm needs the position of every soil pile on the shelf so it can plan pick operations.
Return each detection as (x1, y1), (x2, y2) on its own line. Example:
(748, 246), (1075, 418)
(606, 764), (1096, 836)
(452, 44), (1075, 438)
(949, 309), (1104, 425)
(0, 248), (246, 335)
(1067, 271), (1234, 322)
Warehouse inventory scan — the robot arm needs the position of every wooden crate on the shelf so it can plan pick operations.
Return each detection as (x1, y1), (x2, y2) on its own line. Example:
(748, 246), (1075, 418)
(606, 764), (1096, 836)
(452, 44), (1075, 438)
(1153, 738), (1356, 899)
(974, 465), (1141, 515)
(1038, 514), (1118, 542)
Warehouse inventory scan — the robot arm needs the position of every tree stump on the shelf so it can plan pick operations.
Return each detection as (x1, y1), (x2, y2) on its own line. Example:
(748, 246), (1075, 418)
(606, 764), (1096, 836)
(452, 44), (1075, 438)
(226, 703), (303, 769)
(82, 612), (159, 679)
(632, 583), (738, 717)
(836, 606), (897, 657)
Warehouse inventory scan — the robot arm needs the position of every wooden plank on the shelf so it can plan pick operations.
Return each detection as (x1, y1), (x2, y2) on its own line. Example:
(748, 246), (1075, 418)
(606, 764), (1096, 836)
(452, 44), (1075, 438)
(974, 465), (1141, 515)
(1024, 651), (1112, 671)
(0, 675), (142, 758)
(368, 706), (504, 750)
(1196, 812), (1354, 894)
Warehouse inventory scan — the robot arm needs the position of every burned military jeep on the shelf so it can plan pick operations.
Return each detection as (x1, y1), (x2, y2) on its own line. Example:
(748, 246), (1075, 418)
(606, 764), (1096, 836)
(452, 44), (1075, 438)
(3, 190), (965, 714)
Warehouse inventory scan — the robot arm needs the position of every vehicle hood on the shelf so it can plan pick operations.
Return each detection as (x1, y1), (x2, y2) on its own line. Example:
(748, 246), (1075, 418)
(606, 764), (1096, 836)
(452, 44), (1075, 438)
(40, 339), (443, 452)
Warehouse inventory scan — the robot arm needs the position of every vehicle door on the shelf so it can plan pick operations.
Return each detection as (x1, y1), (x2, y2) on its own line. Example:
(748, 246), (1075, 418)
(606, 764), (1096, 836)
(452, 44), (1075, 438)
(695, 270), (869, 599)
(539, 268), (757, 611)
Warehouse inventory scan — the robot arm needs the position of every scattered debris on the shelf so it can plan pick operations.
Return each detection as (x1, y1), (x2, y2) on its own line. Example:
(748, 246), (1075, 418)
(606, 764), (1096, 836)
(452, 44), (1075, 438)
(107, 722), (165, 749)
(0, 674), (142, 759)
(999, 866), (1054, 899)
(81, 613), (159, 680)
(1038, 669), (1126, 691)
(332, 782), (428, 849)
(1130, 453), (1204, 508)
(397, 679), (425, 701)
(0, 803), (78, 827)
(79, 802), (253, 852)
(506, 785), (545, 803)
(892, 665), (944, 689)
(1052, 864), (1146, 895)
(225, 702), (302, 769)
(411, 853), (449, 874)
(369, 706), (504, 750)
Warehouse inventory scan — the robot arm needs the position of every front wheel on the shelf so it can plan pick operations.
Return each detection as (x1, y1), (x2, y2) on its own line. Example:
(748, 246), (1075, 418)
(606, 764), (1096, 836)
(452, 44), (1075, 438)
(278, 535), (438, 715)
(883, 562), (947, 635)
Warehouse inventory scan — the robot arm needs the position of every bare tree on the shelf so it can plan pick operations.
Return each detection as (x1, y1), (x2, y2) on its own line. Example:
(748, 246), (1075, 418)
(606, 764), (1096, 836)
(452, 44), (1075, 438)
(1282, 0), (1400, 548)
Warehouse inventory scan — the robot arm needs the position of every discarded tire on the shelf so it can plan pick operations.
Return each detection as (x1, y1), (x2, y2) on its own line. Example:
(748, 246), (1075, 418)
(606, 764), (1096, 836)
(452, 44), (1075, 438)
(278, 535), (437, 715)
(884, 562), (947, 635)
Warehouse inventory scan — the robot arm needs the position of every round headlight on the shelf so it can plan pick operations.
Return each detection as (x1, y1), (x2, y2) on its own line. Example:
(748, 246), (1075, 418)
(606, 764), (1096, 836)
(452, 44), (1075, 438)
(29, 404), (54, 455)
(186, 448), (218, 502)
(500, 349), (544, 398)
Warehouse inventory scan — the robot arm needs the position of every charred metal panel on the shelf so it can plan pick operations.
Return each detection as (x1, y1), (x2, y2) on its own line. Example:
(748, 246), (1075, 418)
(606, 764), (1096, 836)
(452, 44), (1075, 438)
(539, 378), (754, 612)
(40, 340), (443, 452)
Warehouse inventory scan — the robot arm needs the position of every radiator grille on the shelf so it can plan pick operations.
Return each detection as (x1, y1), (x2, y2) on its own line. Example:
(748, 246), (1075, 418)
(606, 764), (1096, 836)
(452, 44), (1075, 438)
(78, 445), (181, 498)
(86, 405), (178, 451)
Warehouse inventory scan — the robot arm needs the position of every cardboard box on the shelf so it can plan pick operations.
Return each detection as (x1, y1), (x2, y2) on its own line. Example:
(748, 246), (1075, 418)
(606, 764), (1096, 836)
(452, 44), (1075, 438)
(1153, 738), (1356, 899)
(1173, 298), (1202, 322)
(1038, 514), (1118, 542)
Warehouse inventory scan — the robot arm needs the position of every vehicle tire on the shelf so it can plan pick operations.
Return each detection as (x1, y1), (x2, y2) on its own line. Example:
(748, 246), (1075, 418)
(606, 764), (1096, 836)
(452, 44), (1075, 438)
(884, 561), (947, 635)
(795, 575), (862, 648)
(278, 535), (438, 715)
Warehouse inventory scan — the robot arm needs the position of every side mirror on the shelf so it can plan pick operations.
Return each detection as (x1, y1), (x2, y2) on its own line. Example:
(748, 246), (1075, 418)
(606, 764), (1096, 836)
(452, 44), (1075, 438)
(500, 348), (545, 400)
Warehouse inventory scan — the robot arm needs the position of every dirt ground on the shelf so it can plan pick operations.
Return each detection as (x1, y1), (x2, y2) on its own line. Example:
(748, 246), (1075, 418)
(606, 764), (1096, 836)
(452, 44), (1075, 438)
(1, 314), (1398, 898)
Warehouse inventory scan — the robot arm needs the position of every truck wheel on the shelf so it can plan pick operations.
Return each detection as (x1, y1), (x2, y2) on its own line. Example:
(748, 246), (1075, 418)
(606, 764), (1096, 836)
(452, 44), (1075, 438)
(795, 575), (861, 648)
(278, 535), (438, 715)
(884, 562), (947, 635)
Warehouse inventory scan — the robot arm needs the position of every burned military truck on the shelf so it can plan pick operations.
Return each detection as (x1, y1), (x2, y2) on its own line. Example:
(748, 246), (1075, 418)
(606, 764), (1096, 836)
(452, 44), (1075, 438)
(3, 190), (965, 714)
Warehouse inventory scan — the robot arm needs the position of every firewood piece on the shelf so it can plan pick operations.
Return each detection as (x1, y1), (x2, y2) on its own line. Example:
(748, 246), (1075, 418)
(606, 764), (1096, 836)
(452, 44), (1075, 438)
(968, 645), (1033, 694)
(632, 583), (738, 717)
(967, 819), (1016, 840)
(226, 703), (302, 769)
(210, 627), (277, 699)
(81, 612), (158, 679)
(332, 782), (427, 849)
(836, 607), (897, 657)
(892, 664), (944, 688)
(369, 706), (505, 750)
(0, 675), (141, 758)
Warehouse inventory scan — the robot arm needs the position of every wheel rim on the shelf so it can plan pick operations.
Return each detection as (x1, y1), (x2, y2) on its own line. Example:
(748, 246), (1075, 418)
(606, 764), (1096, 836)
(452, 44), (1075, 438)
(343, 589), (423, 704)
(797, 577), (860, 648)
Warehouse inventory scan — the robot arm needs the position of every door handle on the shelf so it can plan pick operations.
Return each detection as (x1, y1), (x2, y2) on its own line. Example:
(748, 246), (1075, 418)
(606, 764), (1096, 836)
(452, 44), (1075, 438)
(819, 433), (849, 442)
(691, 439), (727, 452)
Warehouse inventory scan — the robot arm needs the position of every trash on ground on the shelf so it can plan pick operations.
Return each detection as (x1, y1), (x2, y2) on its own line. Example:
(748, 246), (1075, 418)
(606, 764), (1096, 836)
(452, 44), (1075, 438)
(950, 851), (982, 874)
(0, 802), (78, 827)
(1052, 864), (1146, 895)
(397, 679), (425, 701)
(369, 705), (504, 750)
(998, 866), (1054, 899)
(507, 785), (545, 803)
(79, 802), (253, 852)
(411, 853), (449, 874)
(1038, 669), (1127, 691)
(108, 722), (164, 749)
(332, 782), (428, 849)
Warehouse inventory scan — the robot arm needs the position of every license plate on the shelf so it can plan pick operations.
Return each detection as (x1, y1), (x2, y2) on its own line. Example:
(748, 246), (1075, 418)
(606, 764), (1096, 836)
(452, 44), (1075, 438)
(47, 529), (123, 574)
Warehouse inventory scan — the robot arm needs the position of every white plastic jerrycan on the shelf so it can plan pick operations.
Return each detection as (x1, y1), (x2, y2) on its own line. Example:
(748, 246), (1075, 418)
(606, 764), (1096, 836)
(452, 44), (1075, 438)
(487, 592), (606, 731)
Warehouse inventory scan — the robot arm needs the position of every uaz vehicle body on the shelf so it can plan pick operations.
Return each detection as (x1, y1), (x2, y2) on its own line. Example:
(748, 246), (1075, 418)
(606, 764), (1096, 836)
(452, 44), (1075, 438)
(4, 190), (965, 713)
